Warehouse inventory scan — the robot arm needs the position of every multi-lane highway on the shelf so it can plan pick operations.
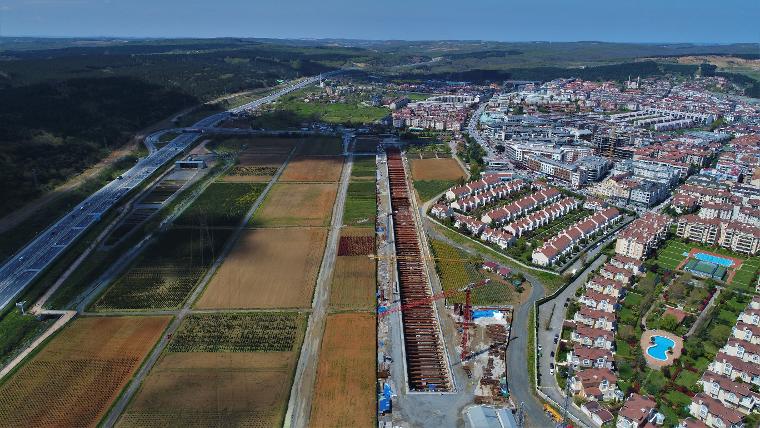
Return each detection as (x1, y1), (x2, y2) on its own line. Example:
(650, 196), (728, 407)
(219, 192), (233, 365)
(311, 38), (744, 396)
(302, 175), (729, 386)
(0, 71), (338, 310)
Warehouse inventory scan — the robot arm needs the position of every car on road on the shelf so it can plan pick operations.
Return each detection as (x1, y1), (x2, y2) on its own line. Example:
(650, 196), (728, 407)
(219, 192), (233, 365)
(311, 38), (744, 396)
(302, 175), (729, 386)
(553, 334), (559, 344)
(549, 364), (555, 375)
(550, 351), (555, 358)
(537, 345), (543, 355)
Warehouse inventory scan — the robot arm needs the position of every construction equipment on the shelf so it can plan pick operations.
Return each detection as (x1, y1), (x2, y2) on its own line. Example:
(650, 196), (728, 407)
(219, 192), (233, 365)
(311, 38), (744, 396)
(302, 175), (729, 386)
(460, 282), (476, 361)
(379, 278), (490, 319)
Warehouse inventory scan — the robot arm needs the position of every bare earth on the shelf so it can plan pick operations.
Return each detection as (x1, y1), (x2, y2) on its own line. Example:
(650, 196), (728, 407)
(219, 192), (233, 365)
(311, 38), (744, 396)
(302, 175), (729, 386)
(196, 227), (328, 309)
(252, 183), (337, 227)
(280, 155), (344, 182)
(410, 158), (467, 181)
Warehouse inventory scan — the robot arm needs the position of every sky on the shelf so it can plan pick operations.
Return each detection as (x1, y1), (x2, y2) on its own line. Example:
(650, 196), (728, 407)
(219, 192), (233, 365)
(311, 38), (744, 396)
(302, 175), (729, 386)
(0, 0), (758, 44)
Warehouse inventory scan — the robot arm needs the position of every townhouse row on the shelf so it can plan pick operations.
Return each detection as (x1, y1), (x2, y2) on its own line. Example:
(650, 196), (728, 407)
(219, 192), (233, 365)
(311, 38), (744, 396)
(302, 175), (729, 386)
(532, 208), (622, 267)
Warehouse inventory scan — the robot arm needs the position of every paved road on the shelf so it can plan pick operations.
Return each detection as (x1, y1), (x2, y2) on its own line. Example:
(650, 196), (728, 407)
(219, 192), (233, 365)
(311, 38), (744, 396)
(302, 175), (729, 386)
(0, 71), (340, 311)
(536, 254), (609, 428)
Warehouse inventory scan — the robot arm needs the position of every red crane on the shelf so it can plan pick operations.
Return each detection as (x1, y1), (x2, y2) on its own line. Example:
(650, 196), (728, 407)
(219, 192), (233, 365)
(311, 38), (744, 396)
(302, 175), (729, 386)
(460, 279), (490, 362)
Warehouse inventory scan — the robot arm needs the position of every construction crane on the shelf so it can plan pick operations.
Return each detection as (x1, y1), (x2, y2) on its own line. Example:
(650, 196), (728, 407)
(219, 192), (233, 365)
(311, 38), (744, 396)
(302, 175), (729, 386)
(460, 281), (477, 361)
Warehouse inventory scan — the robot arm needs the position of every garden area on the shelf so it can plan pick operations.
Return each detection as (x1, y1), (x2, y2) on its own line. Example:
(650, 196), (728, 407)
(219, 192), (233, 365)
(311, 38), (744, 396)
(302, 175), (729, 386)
(429, 239), (527, 306)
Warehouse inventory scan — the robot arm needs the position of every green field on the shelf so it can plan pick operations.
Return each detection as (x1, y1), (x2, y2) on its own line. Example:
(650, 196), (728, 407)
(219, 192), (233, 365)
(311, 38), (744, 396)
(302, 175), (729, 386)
(413, 180), (456, 202)
(653, 240), (690, 270)
(175, 182), (265, 228)
(91, 227), (233, 311)
(351, 156), (376, 181)
(252, 91), (388, 127)
(343, 181), (376, 228)
(168, 312), (304, 352)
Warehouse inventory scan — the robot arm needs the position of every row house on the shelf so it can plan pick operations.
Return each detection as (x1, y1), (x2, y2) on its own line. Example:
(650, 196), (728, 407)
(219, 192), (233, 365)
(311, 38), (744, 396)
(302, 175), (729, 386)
(737, 304), (760, 327)
(450, 195), (487, 212)
(708, 353), (760, 387)
(570, 368), (620, 402)
(480, 227), (516, 250)
(579, 290), (619, 313)
(732, 322), (760, 345)
(600, 263), (634, 286)
(574, 306), (616, 331)
(688, 393), (745, 428)
(609, 255), (645, 276)
(533, 208), (621, 266)
(586, 275), (625, 298)
(721, 338), (760, 365)
(568, 345), (614, 370)
(480, 187), (561, 225)
(617, 393), (662, 428)
(571, 326), (614, 350)
(503, 197), (579, 237)
(445, 176), (523, 201)
(430, 204), (452, 220)
(615, 212), (672, 260)
(454, 214), (486, 236)
(700, 373), (760, 415)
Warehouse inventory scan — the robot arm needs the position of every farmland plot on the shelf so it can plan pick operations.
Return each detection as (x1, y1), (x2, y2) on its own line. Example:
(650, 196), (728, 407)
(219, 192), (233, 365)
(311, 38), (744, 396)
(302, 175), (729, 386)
(351, 155), (377, 181)
(0, 316), (169, 428)
(168, 312), (303, 352)
(252, 183), (337, 227)
(410, 158), (466, 181)
(118, 314), (305, 428)
(294, 136), (343, 155)
(92, 228), (233, 311)
(310, 313), (376, 428)
(343, 181), (377, 227)
(280, 155), (343, 182)
(175, 182), (266, 228)
(196, 227), (327, 309)
(330, 256), (376, 310)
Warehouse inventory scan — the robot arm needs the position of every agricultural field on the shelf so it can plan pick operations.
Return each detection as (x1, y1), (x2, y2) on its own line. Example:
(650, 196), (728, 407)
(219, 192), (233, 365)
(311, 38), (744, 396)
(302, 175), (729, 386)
(351, 155), (377, 181)
(92, 228), (233, 311)
(251, 183), (337, 227)
(221, 165), (279, 183)
(196, 227), (327, 309)
(310, 313), (376, 428)
(174, 182), (266, 228)
(279, 155), (343, 182)
(343, 181), (377, 227)
(294, 136), (343, 156)
(0, 316), (169, 427)
(208, 136), (296, 156)
(168, 312), (303, 352)
(429, 239), (526, 305)
(118, 313), (305, 428)
(409, 158), (466, 181)
(331, 228), (376, 310)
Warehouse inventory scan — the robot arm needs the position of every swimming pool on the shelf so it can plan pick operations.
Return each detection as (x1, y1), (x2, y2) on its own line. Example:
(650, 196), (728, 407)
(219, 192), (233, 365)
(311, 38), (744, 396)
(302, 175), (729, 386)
(647, 335), (675, 361)
(694, 252), (734, 267)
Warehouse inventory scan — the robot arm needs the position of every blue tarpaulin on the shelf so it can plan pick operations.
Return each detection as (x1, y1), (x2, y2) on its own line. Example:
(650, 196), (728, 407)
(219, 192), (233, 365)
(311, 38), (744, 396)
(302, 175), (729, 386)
(383, 384), (392, 398)
(472, 310), (498, 319)
(378, 306), (388, 314)
(379, 398), (391, 413)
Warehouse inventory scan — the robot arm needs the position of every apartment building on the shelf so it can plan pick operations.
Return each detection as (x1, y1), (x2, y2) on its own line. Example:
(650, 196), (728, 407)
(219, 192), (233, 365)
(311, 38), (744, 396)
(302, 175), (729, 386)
(615, 212), (672, 260)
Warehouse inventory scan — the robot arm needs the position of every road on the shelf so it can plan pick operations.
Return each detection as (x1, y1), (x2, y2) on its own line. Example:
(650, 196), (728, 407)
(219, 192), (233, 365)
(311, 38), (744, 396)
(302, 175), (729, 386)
(0, 71), (340, 311)
(536, 254), (609, 428)
(284, 133), (353, 428)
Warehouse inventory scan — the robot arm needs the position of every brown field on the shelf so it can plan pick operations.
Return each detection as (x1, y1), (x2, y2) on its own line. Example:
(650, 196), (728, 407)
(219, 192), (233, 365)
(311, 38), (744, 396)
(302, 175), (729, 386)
(294, 136), (343, 155)
(0, 316), (170, 427)
(252, 183), (337, 227)
(330, 256), (376, 309)
(118, 350), (301, 427)
(410, 158), (466, 181)
(280, 155), (344, 182)
(196, 227), (327, 309)
(310, 313), (376, 428)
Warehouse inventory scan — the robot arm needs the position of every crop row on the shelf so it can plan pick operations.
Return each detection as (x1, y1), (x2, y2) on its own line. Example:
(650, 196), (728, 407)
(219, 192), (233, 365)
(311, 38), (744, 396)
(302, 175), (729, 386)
(228, 166), (278, 176)
(175, 182), (266, 227)
(167, 312), (303, 352)
(93, 228), (232, 310)
(337, 236), (374, 256)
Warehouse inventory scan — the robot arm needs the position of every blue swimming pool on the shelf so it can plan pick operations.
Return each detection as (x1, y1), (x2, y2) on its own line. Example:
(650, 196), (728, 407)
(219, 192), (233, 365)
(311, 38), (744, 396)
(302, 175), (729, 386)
(694, 252), (734, 267)
(647, 335), (675, 361)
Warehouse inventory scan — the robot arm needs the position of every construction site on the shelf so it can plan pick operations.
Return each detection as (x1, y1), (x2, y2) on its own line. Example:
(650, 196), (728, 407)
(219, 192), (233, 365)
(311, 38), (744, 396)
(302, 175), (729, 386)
(376, 145), (522, 428)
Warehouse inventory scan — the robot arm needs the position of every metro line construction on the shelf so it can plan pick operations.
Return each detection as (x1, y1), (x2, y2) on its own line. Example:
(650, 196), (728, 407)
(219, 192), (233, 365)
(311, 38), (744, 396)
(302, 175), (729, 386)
(385, 147), (453, 392)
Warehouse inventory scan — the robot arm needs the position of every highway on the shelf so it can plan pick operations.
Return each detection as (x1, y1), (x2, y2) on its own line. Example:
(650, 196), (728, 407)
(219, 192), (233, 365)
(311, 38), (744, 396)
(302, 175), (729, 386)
(0, 71), (338, 311)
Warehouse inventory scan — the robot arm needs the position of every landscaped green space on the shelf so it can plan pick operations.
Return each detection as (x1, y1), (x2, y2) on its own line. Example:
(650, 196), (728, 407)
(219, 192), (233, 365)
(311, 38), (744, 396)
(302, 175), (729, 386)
(250, 90), (388, 128)
(175, 182), (265, 228)
(0, 311), (52, 366)
(343, 181), (376, 228)
(91, 227), (233, 311)
(413, 180), (457, 202)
